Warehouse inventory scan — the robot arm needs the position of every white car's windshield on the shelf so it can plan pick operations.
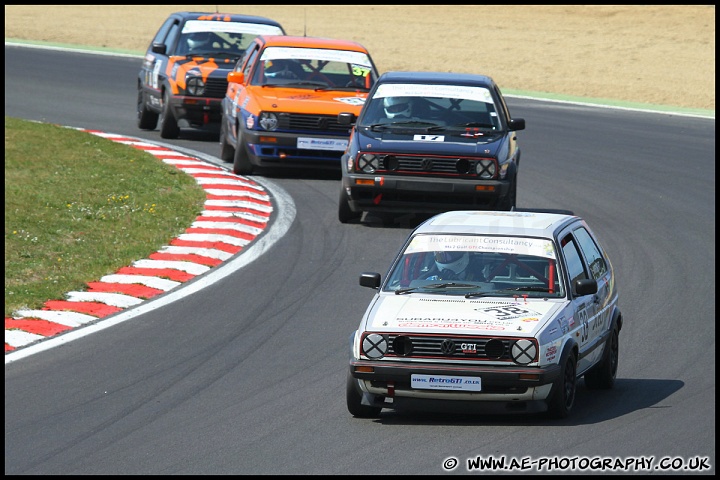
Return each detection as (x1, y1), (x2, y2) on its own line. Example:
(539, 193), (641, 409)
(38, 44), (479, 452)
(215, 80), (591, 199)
(383, 234), (565, 298)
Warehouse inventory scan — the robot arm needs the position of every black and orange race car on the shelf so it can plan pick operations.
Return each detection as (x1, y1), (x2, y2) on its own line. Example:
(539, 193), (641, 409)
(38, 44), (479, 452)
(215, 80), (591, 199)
(137, 11), (285, 139)
(219, 35), (379, 175)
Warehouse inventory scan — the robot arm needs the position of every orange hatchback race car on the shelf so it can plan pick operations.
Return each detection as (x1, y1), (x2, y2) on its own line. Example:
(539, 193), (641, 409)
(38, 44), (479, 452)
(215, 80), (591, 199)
(219, 35), (379, 175)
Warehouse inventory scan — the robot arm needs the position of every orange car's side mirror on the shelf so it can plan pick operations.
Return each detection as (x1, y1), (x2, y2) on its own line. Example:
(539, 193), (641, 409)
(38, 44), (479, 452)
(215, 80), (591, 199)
(227, 71), (245, 84)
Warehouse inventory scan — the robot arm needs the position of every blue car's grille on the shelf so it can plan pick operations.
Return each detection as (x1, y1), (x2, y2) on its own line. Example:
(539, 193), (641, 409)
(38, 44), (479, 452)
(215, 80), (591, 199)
(369, 154), (495, 177)
(390, 155), (469, 174)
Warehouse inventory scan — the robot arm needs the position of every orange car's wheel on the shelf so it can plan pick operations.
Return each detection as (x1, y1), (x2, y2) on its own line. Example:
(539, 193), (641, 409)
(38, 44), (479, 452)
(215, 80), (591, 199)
(219, 119), (234, 162)
(233, 128), (253, 175)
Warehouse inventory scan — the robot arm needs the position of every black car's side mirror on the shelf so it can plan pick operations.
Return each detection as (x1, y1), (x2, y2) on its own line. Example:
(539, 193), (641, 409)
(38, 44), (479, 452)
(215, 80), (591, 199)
(338, 112), (357, 126)
(507, 118), (526, 131)
(151, 43), (166, 55)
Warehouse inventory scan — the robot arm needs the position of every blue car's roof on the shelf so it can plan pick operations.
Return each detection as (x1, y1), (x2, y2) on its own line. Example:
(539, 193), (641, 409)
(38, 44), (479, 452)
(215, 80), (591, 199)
(377, 71), (496, 87)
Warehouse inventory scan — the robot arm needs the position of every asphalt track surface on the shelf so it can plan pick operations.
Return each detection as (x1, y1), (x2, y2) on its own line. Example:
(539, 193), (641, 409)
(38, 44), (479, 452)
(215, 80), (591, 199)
(4, 44), (716, 475)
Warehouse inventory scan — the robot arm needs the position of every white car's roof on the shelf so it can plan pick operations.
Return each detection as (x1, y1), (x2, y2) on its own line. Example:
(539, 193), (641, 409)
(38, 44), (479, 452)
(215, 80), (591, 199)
(415, 210), (580, 238)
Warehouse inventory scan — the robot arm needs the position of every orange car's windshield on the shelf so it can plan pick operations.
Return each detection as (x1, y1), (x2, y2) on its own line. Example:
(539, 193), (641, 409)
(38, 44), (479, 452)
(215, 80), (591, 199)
(251, 47), (374, 89)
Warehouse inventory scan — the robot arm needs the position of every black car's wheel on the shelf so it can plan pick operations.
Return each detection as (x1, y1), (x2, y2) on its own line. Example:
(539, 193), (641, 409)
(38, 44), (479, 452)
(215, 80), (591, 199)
(232, 129), (253, 175)
(547, 349), (577, 419)
(497, 175), (517, 211)
(219, 119), (235, 163)
(584, 326), (619, 389)
(346, 371), (382, 418)
(137, 87), (158, 130)
(159, 90), (180, 139)
(338, 188), (361, 223)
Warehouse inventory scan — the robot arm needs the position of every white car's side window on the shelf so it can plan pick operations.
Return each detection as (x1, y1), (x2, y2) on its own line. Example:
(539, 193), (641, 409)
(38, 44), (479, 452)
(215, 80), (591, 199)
(561, 235), (588, 290)
(574, 227), (607, 280)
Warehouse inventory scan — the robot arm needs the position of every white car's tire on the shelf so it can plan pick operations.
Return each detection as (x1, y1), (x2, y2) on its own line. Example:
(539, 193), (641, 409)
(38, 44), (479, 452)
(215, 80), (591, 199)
(584, 326), (619, 389)
(546, 349), (577, 419)
(346, 371), (382, 418)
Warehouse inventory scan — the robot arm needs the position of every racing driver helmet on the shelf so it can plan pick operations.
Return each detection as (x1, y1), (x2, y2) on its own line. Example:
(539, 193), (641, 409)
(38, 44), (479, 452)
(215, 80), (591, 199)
(187, 31), (212, 51)
(383, 97), (412, 118)
(434, 251), (470, 277)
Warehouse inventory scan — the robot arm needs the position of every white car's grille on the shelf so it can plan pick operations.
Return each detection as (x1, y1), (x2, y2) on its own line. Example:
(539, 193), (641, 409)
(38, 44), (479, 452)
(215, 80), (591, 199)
(385, 334), (515, 361)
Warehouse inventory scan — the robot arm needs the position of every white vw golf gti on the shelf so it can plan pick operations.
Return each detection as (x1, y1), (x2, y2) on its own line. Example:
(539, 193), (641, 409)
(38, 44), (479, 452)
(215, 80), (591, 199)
(347, 210), (622, 418)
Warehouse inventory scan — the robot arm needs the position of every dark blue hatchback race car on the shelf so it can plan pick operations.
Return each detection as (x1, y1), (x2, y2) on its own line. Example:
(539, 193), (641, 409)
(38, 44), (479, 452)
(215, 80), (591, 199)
(337, 71), (526, 223)
(137, 11), (285, 139)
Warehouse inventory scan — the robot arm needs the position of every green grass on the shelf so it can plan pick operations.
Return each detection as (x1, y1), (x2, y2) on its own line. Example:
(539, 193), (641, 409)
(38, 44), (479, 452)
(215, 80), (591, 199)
(4, 117), (207, 317)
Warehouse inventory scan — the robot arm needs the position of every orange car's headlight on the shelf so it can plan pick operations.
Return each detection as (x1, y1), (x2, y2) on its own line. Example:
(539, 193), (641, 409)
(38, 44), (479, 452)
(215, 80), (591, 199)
(258, 112), (279, 131)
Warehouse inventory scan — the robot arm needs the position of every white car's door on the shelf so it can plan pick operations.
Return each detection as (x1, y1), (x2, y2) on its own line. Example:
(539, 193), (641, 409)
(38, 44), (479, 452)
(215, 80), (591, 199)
(559, 229), (601, 374)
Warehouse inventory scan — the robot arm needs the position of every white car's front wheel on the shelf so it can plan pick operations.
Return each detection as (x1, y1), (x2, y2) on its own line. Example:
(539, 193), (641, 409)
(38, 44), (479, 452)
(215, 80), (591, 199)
(346, 371), (382, 418)
(547, 350), (577, 419)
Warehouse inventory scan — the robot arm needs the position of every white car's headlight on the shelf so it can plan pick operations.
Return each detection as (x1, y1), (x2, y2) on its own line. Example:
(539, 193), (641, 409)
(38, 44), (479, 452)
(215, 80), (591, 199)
(362, 333), (387, 359)
(511, 339), (538, 365)
(186, 76), (205, 96)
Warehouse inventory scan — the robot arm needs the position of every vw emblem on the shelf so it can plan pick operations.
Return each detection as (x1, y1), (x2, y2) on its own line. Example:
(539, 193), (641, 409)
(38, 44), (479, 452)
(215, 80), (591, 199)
(440, 339), (456, 355)
(421, 158), (434, 171)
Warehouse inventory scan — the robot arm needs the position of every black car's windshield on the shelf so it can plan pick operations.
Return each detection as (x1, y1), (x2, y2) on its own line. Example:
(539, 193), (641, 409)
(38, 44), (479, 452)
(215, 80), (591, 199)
(186, 51), (243, 61)
(366, 121), (445, 132)
(450, 121), (497, 130)
(359, 83), (503, 131)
